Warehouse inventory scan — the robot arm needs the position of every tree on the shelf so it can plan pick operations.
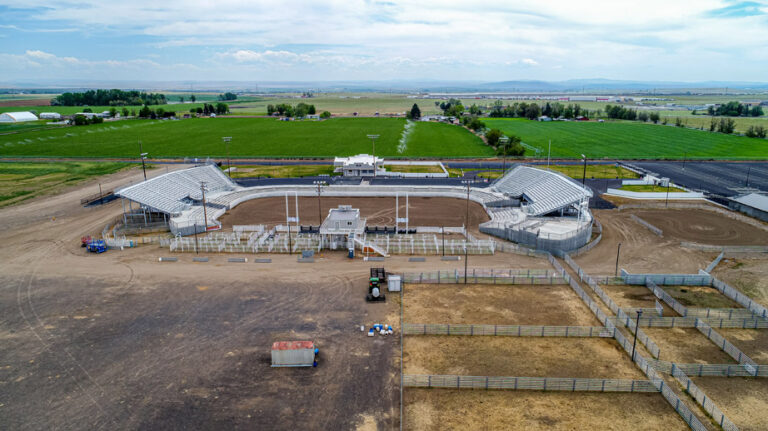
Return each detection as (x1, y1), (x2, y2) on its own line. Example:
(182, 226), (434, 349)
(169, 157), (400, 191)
(155, 107), (165, 118)
(130, 109), (136, 117)
(295, 102), (310, 118)
(215, 103), (229, 115)
(83, 108), (93, 113)
(320, 111), (331, 119)
(218, 92), (237, 101)
(497, 134), (523, 156)
(675, 117), (683, 127)
(717, 118), (735, 134)
(469, 104), (482, 115)
(408, 103), (421, 120)
(467, 117), (485, 131)
(524, 103), (541, 120)
(138, 105), (153, 118)
(485, 128), (502, 147)
(73, 114), (88, 126)
(190, 95), (196, 103)
(179, 96), (184, 103)
(638, 112), (649, 122)
(308, 105), (316, 115)
(109, 107), (117, 118)
(751, 106), (765, 117)
(745, 125), (767, 138)
(122, 107), (129, 117)
(709, 117), (717, 132)
(91, 116), (104, 124)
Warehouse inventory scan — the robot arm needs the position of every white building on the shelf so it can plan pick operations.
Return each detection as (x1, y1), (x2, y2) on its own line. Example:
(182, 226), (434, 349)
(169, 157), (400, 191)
(0, 111), (38, 123)
(39, 112), (62, 120)
(333, 154), (384, 177)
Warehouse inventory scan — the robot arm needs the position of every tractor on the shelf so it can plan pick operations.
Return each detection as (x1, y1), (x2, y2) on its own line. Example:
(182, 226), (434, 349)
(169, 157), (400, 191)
(366, 267), (387, 302)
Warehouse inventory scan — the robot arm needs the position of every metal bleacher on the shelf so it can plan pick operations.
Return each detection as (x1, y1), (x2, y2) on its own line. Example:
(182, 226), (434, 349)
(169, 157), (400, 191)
(492, 166), (592, 216)
(116, 164), (235, 215)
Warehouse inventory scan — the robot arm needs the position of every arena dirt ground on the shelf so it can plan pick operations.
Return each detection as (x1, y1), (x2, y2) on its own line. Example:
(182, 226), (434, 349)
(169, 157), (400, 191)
(573, 209), (715, 275)
(404, 283), (601, 326)
(713, 256), (768, 308)
(691, 377), (768, 431)
(718, 329), (768, 363)
(404, 336), (645, 378)
(599, 284), (678, 314)
(219, 196), (491, 230)
(404, 389), (689, 431)
(631, 209), (768, 246)
(643, 328), (736, 364)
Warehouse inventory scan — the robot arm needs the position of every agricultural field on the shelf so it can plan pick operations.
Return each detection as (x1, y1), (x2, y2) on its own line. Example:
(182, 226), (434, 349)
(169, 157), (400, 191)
(0, 117), (489, 158)
(486, 118), (768, 159)
(0, 161), (130, 207)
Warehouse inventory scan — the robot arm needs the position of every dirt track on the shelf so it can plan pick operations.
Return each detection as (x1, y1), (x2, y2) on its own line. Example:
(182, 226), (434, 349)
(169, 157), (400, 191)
(633, 209), (768, 245)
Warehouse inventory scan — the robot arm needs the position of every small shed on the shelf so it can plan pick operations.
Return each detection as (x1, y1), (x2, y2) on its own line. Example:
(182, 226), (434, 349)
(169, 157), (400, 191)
(387, 274), (401, 292)
(271, 341), (317, 367)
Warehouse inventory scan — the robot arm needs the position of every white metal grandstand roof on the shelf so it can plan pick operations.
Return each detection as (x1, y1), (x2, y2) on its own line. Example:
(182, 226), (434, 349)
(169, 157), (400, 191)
(491, 165), (592, 216)
(732, 193), (768, 212)
(116, 164), (235, 215)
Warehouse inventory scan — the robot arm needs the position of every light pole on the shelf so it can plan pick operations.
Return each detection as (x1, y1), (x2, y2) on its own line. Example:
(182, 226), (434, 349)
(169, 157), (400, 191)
(499, 136), (509, 178)
(461, 179), (475, 284)
(367, 134), (380, 177)
(615, 242), (622, 277)
(682, 152), (687, 171)
(631, 310), (643, 362)
(200, 182), (208, 231)
(581, 154), (587, 186)
(746, 166), (751, 187)
(441, 225), (445, 257)
(139, 139), (148, 181)
(665, 181), (671, 208)
(222, 136), (232, 178)
(313, 180), (327, 226)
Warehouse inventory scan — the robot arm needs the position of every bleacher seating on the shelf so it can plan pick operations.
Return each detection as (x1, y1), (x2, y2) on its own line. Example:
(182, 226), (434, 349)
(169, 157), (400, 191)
(116, 164), (234, 215)
(492, 166), (592, 216)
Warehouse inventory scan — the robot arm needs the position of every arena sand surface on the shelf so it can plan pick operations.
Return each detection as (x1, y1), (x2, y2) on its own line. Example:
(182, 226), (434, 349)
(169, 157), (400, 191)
(632, 209), (768, 246)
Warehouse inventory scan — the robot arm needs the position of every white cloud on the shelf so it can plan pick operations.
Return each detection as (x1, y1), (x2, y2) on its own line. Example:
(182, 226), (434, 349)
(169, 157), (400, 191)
(0, 0), (766, 81)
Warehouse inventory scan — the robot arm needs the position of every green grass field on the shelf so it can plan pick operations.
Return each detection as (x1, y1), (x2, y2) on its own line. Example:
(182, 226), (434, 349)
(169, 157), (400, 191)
(228, 164), (335, 178)
(619, 184), (685, 192)
(0, 117), (488, 158)
(485, 118), (768, 159)
(0, 161), (130, 207)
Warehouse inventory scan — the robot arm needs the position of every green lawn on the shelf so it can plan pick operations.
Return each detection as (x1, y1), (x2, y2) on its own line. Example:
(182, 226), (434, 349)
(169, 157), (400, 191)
(228, 164), (335, 178)
(485, 118), (768, 159)
(0, 161), (130, 207)
(546, 164), (640, 179)
(0, 117), (488, 158)
(620, 184), (686, 192)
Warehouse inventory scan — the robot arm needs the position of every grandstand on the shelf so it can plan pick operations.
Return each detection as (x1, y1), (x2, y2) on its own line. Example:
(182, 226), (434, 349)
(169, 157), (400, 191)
(114, 163), (593, 253)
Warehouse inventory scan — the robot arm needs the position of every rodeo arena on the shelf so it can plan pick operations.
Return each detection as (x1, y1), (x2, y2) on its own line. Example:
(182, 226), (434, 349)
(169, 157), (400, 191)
(8, 156), (768, 430)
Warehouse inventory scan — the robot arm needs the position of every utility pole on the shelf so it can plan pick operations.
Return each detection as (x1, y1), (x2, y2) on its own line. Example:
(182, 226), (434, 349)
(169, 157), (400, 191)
(547, 140), (551, 168)
(746, 166), (751, 187)
(222, 137), (232, 178)
(139, 140), (148, 181)
(665, 181), (671, 208)
(313, 180), (327, 226)
(367, 134), (380, 177)
(200, 182), (208, 231)
(631, 310), (643, 362)
(615, 242), (622, 277)
(682, 152), (687, 171)
(581, 154), (587, 186)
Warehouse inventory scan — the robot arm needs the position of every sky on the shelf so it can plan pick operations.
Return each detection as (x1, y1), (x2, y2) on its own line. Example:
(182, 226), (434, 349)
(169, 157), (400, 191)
(1, 0), (767, 83)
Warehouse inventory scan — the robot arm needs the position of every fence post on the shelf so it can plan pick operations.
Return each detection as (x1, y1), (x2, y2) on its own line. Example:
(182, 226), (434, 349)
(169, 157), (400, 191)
(601, 379), (605, 392)
(428, 375), (431, 388)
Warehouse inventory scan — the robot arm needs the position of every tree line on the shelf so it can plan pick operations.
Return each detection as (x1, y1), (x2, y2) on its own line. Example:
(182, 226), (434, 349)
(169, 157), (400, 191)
(706, 101), (764, 117)
(266, 103), (317, 118)
(52, 89), (167, 106)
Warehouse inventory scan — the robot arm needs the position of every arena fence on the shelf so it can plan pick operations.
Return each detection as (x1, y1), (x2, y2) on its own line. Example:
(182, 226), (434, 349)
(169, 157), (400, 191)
(630, 214), (663, 236)
(670, 367), (740, 431)
(711, 276), (768, 319)
(694, 318), (757, 367)
(704, 251), (725, 273)
(563, 255), (661, 358)
(401, 268), (565, 285)
(569, 218), (603, 257)
(403, 323), (614, 338)
(607, 315), (768, 329)
(621, 271), (712, 286)
(485, 219), (593, 255)
(681, 242), (768, 253)
(648, 360), (767, 378)
(403, 375), (659, 392)
(549, 253), (709, 431)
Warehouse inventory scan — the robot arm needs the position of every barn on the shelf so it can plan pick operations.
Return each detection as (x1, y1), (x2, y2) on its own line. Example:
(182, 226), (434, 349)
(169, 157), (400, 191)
(0, 111), (39, 123)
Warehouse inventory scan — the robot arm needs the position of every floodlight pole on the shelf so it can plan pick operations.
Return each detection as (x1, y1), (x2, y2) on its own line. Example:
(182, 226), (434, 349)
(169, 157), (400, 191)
(581, 154), (587, 186)
(462, 180), (473, 284)
(631, 310), (643, 362)
(222, 137), (232, 178)
(615, 242), (622, 277)
(313, 180), (326, 226)
(200, 182), (208, 230)
(441, 225), (445, 257)
(367, 134), (380, 177)
(665, 181), (671, 208)
(682, 152), (687, 171)
(746, 166), (751, 187)
(547, 140), (551, 168)
(139, 140), (147, 181)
